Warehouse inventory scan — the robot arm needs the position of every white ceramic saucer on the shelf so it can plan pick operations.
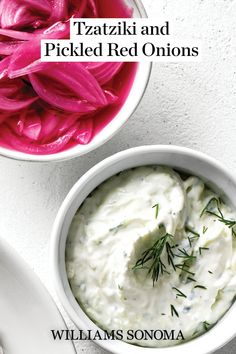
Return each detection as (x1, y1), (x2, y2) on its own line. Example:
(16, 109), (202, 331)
(0, 237), (76, 354)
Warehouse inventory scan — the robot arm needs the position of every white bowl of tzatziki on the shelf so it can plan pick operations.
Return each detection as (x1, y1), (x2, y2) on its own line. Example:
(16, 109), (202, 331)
(51, 145), (236, 354)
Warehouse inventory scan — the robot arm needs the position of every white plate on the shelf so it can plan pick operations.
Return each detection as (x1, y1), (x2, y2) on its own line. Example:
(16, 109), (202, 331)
(0, 238), (76, 354)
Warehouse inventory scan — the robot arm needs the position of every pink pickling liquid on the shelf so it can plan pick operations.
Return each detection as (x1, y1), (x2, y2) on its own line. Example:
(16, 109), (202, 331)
(0, 0), (138, 155)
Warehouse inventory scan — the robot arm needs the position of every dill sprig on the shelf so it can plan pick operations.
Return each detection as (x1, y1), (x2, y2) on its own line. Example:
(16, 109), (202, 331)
(201, 197), (236, 237)
(170, 304), (179, 317)
(187, 276), (197, 282)
(203, 321), (211, 331)
(132, 233), (174, 285)
(199, 247), (209, 255)
(166, 242), (176, 271)
(175, 248), (196, 261)
(172, 287), (187, 298)
(187, 237), (192, 248)
(185, 226), (200, 247)
(192, 321), (211, 337)
(152, 203), (159, 219)
(185, 226), (200, 238)
(175, 264), (195, 276)
(194, 285), (207, 290)
(200, 197), (220, 217)
(175, 247), (196, 280)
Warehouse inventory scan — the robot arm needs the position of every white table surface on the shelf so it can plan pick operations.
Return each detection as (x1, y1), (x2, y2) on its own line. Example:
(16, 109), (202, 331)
(0, 0), (235, 353)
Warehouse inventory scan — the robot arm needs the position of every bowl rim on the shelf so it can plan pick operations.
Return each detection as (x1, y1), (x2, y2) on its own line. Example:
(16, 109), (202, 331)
(0, 0), (152, 163)
(51, 145), (236, 354)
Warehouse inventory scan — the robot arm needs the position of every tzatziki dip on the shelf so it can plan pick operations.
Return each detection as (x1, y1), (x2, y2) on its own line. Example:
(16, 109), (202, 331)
(66, 166), (236, 347)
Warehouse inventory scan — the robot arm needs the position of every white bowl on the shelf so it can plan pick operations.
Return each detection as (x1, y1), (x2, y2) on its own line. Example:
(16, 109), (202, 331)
(0, 0), (151, 162)
(51, 145), (236, 354)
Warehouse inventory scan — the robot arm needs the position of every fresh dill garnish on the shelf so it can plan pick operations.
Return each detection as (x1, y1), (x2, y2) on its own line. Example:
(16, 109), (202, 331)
(171, 244), (179, 248)
(175, 247), (196, 280)
(201, 197), (236, 237)
(132, 233), (174, 285)
(185, 226), (200, 247)
(152, 203), (159, 219)
(203, 321), (211, 331)
(175, 264), (195, 276)
(194, 285), (207, 290)
(170, 304), (179, 317)
(208, 270), (213, 274)
(187, 276), (197, 282)
(192, 321), (211, 337)
(172, 287), (187, 298)
(200, 197), (221, 218)
(192, 328), (200, 337)
(185, 226), (200, 238)
(188, 237), (192, 248)
(109, 223), (124, 234)
(203, 226), (208, 234)
(232, 228), (236, 238)
(175, 248), (196, 261)
(166, 242), (176, 271)
(199, 247), (209, 255)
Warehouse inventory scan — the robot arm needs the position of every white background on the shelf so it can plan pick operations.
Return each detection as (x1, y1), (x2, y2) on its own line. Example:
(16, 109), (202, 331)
(0, 0), (235, 353)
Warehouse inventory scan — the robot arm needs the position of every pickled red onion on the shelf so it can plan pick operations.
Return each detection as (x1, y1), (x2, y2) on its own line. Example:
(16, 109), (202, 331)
(0, 0), (136, 155)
